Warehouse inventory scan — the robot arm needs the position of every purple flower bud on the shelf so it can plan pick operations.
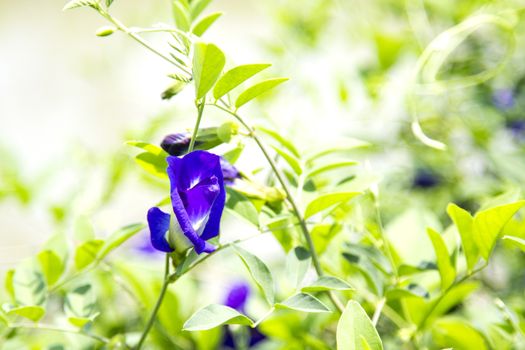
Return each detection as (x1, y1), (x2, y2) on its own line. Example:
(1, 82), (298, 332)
(160, 133), (191, 157)
(412, 169), (440, 189)
(220, 157), (241, 185)
(506, 119), (525, 139)
(224, 281), (251, 313)
(492, 89), (515, 110)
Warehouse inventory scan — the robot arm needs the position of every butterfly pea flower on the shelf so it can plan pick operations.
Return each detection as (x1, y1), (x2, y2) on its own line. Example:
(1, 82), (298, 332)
(224, 281), (251, 313)
(147, 150), (226, 254)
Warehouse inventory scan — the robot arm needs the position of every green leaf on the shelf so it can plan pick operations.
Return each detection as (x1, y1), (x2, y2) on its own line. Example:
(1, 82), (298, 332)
(4, 305), (45, 322)
(385, 284), (429, 300)
(183, 304), (253, 331)
(12, 266), (46, 306)
(225, 188), (259, 227)
(126, 141), (166, 156)
(5, 270), (15, 302)
(68, 316), (95, 328)
(64, 285), (97, 322)
(135, 152), (168, 179)
(304, 192), (360, 219)
(447, 203), (478, 272)
(213, 64), (271, 100)
(336, 301), (383, 350)
(193, 42), (226, 100)
(433, 317), (489, 350)
(502, 235), (525, 251)
(192, 12), (222, 37)
(275, 293), (330, 313)
(271, 145), (302, 175)
(63, 0), (98, 10)
(105, 0), (114, 7)
(172, 1), (191, 31)
(37, 250), (64, 286)
(97, 223), (145, 260)
(306, 161), (357, 179)
(311, 223), (341, 255)
(235, 78), (288, 109)
(75, 239), (104, 270)
(190, 0), (212, 19)
(472, 201), (525, 260)
(427, 228), (456, 290)
(301, 276), (353, 293)
(286, 247), (311, 289)
(256, 126), (300, 158)
(233, 246), (275, 305)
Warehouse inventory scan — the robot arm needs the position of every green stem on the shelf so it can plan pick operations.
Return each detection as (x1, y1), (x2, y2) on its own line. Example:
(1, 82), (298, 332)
(7, 323), (109, 344)
(188, 102), (205, 152)
(212, 103), (345, 313)
(97, 8), (192, 77)
(135, 254), (171, 350)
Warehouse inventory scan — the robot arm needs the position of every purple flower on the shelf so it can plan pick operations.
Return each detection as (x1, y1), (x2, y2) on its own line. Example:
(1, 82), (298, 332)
(220, 158), (241, 185)
(224, 281), (251, 313)
(147, 150), (226, 254)
(492, 89), (515, 110)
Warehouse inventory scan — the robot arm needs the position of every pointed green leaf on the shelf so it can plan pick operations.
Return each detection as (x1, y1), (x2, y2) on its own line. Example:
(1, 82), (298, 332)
(126, 141), (167, 156)
(304, 192), (360, 219)
(192, 12), (222, 37)
(68, 316), (96, 328)
(172, 1), (191, 31)
(427, 228), (456, 290)
(337, 301), (383, 350)
(97, 223), (145, 260)
(183, 304), (253, 331)
(105, 0), (114, 7)
(275, 293), (330, 313)
(135, 152), (168, 179)
(213, 64), (271, 100)
(447, 203), (478, 272)
(225, 188), (259, 227)
(5, 305), (45, 322)
(37, 250), (64, 286)
(385, 284), (429, 300)
(286, 247), (311, 289)
(433, 317), (489, 350)
(271, 145), (302, 175)
(64, 285), (97, 320)
(190, 0), (212, 19)
(5, 270), (15, 302)
(502, 235), (525, 251)
(256, 126), (300, 157)
(235, 78), (288, 108)
(63, 0), (98, 10)
(306, 161), (358, 179)
(75, 239), (104, 270)
(234, 246), (275, 305)
(301, 276), (353, 293)
(193, 42), (226, 99)
(473, 201), (525, 260)
(12, 267), (46, 306)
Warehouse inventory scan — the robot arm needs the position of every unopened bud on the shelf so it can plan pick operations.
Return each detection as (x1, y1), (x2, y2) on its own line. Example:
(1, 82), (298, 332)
(96, 26), (116, 37)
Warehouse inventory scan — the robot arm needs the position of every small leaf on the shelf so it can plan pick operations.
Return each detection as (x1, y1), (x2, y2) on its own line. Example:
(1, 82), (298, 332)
(12, 267), (46, 306)
(189, 0), (212, 19)
(502, 235), (525, 251)
(286, 247), (311, 289)
(301, 276), (353, 292)
(447, 203), (478, 272)
(256, 126), (300, 158)
(37, 250), (64, 286)
(135, 152), (168, 179)
(75, 240), (104, 270)
(473, 201), (525, 260)
(235, 78), (288, 109)
(5, 270), (15, 302)
(275, 293), (330, 313)
(172, 1), (191, 31)
(64, 285), (97, 321)
(97, 223), (145, 260)
(68, 316), (96, 328)
(304, 192), (360, 219)
(225, 188), (259, 227)
(234, 246), (275, 305)
(183, 304), (253, 331)
(63, 0), (98, 10)
(306, 161), (357, 179)
(213, 64), (271, 100)
(271, 145), (302, 175)
(5, 305), (45, 322)
(193, 42), (226, 99)
(105, 0), (114, 7)
(427, 228), (456, 290)
(385, 284), (429, 300)
(192, 12), (222, 37)
(126, 141), (167, 156)
(336, 301), (383, 350)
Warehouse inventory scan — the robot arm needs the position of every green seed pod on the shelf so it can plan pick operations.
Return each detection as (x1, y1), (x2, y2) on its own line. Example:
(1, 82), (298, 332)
(95, 26), (116, 37)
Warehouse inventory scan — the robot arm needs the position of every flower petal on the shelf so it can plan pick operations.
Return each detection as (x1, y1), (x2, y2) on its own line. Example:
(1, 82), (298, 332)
(167, 151), (221, 191)
(147, 207), (174, 252)
(179, 176), (220, 233)
(200, 174), (226, 240)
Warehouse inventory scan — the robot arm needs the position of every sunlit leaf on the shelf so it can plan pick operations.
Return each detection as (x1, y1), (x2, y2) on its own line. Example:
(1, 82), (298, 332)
(427, 228), (456, 290)
(275, 293), (330, 313)
(64, 284), (97, 327)
(5, 270), (15, 302)
(190, 0), (212, 19)
(271, 145), (302, 175)
(4, 305), (45, 322)
(301, 276), (353, 292)
(447, 203), (478, 272)
(75, 239), (104, 270)
(97, 223), (145, 260)
(126, 141), (167, 156)
(304, 192), (360, 219)
(183, 304), (253, 331)
(172, 1), (191, 31)
(234, 246), (275, 305)
(502, 235), (525, 251)
(193, 42), (226, 99)
(63, 0), (98, 10)
(192, 12), (222, 37)
(306, 161), (357, 179)
(37, 250), (64, 287)
(235, 78), (288, 109)
(213, 64), (271, 100)
(12, 266), (46, 306)
(385, 284), (429, 300)
(135, 152), (168, 179)
(336, 301), (383, 350)
(225, 188), (259, 227)
(433, 317), (489, 350)
(256, 126), (300, 158)
(286, 247), (311, 289)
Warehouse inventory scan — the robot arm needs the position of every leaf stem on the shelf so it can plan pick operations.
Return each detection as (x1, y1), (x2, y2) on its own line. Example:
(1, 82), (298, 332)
(371, 297), (386, 326)
(211, 102), (345, 313)
(7, 322), (109, 344)
(135, 254), (171, 350)
(252, 307), (275, 328)
(188, 102), (205, 152)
